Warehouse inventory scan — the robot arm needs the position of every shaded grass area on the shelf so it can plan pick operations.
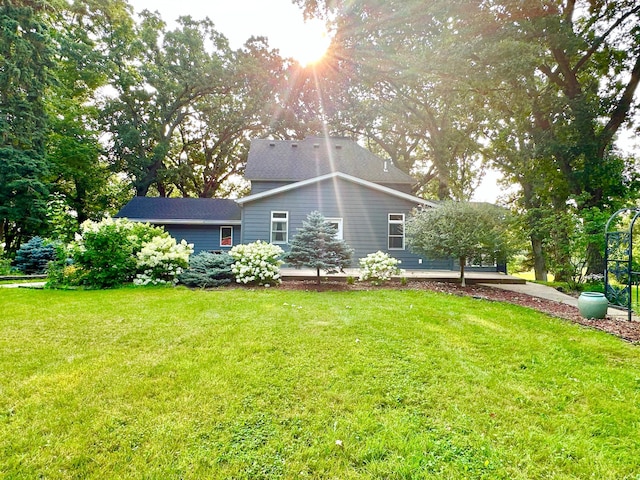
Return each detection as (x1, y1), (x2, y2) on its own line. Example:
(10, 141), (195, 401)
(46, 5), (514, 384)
(0, 278), (45, 285)
(1, 287), (640, 479)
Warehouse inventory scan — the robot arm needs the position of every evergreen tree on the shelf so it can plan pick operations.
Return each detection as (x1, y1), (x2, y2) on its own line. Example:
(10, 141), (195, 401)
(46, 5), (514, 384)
(13, 236), (57, 274)
(284, 211), (353, 284)
(177, 252), (234, 288)
(0, 1), (52, 253)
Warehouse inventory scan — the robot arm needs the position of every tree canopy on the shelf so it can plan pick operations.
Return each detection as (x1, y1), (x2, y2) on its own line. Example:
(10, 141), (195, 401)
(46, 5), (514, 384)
(2, 0), (639, 281)
(296, 0), (640, 279)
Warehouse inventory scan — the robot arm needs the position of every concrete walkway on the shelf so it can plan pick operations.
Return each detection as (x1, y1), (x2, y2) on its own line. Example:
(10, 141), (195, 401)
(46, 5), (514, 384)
(0, 282), (46, 289)
(280, 268), (526, 285)
(487, 281), (638, 321)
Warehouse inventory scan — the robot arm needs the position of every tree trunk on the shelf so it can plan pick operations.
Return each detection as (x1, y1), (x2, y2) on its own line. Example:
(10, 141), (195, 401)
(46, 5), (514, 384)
(316, 266), (321, 285)
(531, 234), (548, 282)
(459, 256), (466, 287)
(585, 241), (605, 276)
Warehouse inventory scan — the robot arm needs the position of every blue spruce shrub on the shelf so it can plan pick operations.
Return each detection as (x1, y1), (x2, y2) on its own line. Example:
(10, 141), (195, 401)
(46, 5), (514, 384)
(14, 237), (57, 274)
(177, 252), (235, 288)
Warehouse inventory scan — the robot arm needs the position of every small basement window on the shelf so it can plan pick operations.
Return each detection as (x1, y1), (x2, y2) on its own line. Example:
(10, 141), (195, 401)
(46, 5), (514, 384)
(220, 226), (233, 247)
(388, 213), (405, 250)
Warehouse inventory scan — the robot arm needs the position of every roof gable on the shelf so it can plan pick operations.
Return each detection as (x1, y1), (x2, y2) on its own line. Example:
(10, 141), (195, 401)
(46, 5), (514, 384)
(245, 136), (414, 185)
(236, 172), (438, 207)
(116, 197), (241, 225)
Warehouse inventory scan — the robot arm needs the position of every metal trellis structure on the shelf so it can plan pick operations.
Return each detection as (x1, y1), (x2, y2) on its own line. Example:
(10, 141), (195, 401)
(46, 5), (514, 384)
(604, 208), (640, 322)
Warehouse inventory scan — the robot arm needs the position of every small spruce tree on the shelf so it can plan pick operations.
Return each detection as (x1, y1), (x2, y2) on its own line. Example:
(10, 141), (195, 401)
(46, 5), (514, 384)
(284, 211), (353, 284)
(177, 252), (234, 288)
(13, 237), (57, 274)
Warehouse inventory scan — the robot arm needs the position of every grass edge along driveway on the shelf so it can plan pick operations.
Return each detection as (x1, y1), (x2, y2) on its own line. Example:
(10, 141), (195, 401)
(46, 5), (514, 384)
(1, 287), (639, 479)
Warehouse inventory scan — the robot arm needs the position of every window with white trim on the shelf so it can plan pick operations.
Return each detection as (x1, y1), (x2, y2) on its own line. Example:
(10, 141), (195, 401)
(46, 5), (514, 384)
(388, 213), (405, 250)
(325, 217), (343, 240)
(220, 226), (233, 247)
(270, 211), (289, 244)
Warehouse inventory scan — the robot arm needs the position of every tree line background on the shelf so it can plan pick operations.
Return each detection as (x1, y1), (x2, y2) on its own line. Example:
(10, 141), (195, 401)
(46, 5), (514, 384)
(2, 0), (639, 281)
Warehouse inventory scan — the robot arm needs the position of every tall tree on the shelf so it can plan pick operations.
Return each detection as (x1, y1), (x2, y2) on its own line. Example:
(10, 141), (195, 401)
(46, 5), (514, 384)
(102, 13), (236, 197)
(296, 0), (490, 200)
(46, 0), (133, 223)
(163, 37), (286, 198)
(300, 0), (640, 278)
(477, 0), (640, 278)
(0, 0), (52, 253)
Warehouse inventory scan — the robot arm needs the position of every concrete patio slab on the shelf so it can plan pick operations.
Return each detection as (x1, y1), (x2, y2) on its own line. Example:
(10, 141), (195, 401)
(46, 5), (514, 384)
(280, 268), (526, 285)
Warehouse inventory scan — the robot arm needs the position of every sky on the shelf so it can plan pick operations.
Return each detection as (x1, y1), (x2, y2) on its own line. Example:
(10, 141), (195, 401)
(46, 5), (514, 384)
(127, 0), (329, 63)
(124, 0), (513, 203)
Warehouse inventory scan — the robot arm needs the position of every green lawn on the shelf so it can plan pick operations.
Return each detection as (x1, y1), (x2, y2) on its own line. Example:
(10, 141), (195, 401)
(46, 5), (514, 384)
(1, 287), (640, 479)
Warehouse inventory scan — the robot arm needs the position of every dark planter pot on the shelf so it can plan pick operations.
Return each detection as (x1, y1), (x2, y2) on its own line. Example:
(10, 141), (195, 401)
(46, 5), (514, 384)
(578, 292), (609, 319)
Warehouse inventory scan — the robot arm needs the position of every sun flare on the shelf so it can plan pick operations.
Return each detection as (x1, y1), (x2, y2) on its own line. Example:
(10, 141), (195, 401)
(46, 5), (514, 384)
(289, 19), (332, 67)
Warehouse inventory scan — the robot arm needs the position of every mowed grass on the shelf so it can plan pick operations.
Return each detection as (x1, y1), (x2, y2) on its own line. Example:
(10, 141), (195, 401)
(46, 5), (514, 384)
(1, 287), (640, 479)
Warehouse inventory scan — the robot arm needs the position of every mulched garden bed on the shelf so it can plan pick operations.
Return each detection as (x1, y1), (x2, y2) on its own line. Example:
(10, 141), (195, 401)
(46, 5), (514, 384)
(273, 279), (640, 343)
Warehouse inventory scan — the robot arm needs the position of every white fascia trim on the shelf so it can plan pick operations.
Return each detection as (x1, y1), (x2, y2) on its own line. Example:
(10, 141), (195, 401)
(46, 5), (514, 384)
(236, 172), (438, 207)
(125, 218), (241, 225)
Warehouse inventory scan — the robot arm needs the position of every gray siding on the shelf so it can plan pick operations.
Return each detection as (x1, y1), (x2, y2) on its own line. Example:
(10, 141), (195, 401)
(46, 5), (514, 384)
(250, 181), (293, 194)
(164, 225), (241, 254)
(240, 177), (452, 269)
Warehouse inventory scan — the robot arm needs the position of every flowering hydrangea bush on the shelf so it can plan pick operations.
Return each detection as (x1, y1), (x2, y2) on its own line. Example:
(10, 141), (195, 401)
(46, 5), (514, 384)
(358, 251), (404, 285)
(134, 235), (193, 286)
(68, 216), (184, 289)
(229, 240), (283, 286)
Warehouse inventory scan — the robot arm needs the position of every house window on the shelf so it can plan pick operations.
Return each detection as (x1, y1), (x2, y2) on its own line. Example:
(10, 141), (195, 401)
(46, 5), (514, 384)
(325, 217), (343, 240)
(388, 213), (405, 250)
(220, 226), (233, 247)
(271, 211), (289, 244)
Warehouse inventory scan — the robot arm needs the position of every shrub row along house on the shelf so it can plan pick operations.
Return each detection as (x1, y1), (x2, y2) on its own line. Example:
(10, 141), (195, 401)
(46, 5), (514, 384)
(117, 136), (501, 271)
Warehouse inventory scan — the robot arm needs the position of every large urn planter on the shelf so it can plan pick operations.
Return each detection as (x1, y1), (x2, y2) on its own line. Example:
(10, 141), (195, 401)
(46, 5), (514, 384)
(577, 292), (609, 319)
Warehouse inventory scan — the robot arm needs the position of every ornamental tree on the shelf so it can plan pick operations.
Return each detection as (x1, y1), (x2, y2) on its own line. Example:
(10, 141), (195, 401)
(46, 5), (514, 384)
(406, 202), (511, 287)
(283, 211), (353, 284)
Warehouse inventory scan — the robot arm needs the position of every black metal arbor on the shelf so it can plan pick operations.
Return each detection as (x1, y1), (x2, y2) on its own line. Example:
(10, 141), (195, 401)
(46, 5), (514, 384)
(604, 207), (640, 321)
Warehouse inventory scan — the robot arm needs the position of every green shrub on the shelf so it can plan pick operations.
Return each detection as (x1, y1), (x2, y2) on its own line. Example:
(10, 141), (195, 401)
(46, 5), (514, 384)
(0, 259), (13, 275)
(13, 237), (58, 274)
(46, 244), (85, 288)
(0, 243), (14, 275)
(72, 217), (167, 289)
(178, 252), (235, 288)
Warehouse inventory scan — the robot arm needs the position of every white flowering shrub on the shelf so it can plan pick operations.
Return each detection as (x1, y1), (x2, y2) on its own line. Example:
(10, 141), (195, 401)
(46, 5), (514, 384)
(69, 216), (183, 288)
(134, 235), (194, 286)
(230, 240), (284, 286)
(358, 251), (404, 285)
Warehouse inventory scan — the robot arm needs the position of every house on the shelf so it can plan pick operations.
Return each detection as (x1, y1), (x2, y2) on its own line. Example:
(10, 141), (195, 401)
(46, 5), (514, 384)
(117, 136), (498, 271)
(115, 197), (241, 254)
(237, 137), (449, 269)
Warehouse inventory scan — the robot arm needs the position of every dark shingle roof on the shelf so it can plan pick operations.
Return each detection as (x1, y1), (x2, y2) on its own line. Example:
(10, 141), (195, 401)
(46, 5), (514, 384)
(116, 197), (241, 224)
(245, 137), (414, 184)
